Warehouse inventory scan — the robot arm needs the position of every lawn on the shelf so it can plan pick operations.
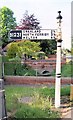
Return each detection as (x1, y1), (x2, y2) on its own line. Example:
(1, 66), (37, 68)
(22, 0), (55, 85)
(5, 85), (70, 118)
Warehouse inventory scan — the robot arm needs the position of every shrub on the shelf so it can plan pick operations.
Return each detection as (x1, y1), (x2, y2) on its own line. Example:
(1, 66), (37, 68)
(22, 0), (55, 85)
(29, 92), (52, 110)
(14, 104), (60, 118)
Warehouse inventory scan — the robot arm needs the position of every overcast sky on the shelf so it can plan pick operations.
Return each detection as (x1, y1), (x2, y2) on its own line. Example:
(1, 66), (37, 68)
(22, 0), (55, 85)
(0, 0), (72, 49)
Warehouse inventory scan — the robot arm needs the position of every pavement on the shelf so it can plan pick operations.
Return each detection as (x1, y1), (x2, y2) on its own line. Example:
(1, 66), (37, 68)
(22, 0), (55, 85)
(63, 107), (73, 119)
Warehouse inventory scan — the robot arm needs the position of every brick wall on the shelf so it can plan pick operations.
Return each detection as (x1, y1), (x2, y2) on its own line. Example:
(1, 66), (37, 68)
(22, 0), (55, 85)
(4, 76), (71, 85)
(24, 58), (66, 73)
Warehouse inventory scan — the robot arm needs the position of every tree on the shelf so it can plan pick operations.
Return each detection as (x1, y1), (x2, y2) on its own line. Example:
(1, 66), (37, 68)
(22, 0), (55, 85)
(0, 7), (17, 48)
(40, 40), (57, 55)
(17, 40), (41, 60)
(7, 40), (41, 59)
(7, 42), (19, 58)
(16, 11), (57, 55)
(16, 10), (41, 30)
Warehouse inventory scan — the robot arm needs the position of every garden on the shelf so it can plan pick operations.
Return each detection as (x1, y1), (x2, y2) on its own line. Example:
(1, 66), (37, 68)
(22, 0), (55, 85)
(0, 6), (72, 119)
(5, 85), (70, 119)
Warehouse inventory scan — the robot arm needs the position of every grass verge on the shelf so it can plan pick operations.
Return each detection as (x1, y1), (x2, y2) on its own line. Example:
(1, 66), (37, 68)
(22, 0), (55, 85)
(5, 85), (70, 118)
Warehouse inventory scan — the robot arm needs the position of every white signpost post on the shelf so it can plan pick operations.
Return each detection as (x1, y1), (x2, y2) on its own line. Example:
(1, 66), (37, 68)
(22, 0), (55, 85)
(55, 11), (62, 108)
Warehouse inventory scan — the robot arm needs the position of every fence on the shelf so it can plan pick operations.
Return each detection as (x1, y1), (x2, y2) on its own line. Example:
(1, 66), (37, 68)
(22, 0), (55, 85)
(3, 58), (66, 76)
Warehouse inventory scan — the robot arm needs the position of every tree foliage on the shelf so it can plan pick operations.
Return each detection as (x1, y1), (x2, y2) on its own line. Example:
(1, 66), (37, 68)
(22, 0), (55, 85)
(16, 10), (41, 30)
(0, 7), (17, 47)
(0, 7), (57, 56)
(7, 42), (19, 58)
(40, 40), (57, 55)
(7, 40), (41, 59)
(16, 11), (57, 55)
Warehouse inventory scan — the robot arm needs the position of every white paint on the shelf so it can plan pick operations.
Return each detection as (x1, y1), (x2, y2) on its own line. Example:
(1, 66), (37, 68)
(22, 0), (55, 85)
(55, 41), (62, 108)
(55, 15), (62, 108)
(22, 29), (56, 40)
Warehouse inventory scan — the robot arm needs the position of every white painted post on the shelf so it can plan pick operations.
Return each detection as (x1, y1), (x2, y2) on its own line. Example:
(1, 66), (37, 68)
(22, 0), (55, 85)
(55, 11), (62, 108)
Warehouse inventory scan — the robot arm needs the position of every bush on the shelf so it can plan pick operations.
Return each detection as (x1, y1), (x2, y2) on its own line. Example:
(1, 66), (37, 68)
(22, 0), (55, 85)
(14, 104), (60, 118)
(29, 92), (52, 110)
(4, 60), (37, 76)
(61, 86), (70, 96)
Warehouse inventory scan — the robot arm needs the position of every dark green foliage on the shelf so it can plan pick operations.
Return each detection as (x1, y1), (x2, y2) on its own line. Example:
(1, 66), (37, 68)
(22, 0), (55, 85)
(61, 63), (72, 77)
(0, 7), (17, 47)
(40, 40), (57, 55)
(61, 86), (70, 96)
(52, 62), (72, 77)
(4, 62), (37, 76)
(14, 104), (60, 118)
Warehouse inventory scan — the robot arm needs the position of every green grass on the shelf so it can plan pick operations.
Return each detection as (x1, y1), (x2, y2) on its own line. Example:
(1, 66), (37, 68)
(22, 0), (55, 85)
(61, 86), (70, 96)
(52, 62), (72, 77)
(5, 86), (38, 112)
(14, 104), (60, 118)
(61, 63), (72, 77)
(5, 85), (70, 118)
(3, 56), (37, 76)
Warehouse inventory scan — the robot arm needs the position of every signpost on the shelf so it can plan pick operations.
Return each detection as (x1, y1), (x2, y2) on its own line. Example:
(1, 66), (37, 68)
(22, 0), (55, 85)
(9, 29), (56, 40)
(55, 11), (62, 108)
(8, 11), (63, 109)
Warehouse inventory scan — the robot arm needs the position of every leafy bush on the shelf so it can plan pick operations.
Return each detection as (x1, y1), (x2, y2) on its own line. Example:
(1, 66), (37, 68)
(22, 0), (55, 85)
(61, 86), (70, 96)
(4, 60), (37, 76)
(29, 92), (52, 110)
(14, 104), (60, 118)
